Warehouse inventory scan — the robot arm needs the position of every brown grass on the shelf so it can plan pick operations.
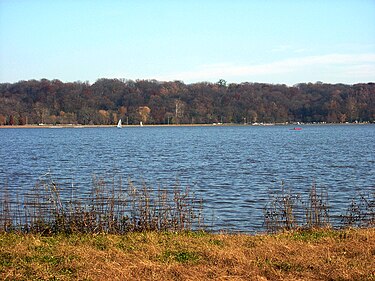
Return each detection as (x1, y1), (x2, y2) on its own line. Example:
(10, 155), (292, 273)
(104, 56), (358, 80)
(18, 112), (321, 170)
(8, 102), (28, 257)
(1, 228), (374, 281)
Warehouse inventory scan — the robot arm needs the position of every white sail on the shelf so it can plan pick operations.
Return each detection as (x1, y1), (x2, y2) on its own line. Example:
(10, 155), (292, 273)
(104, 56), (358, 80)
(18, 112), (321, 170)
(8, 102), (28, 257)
(117, 119), (122, 128)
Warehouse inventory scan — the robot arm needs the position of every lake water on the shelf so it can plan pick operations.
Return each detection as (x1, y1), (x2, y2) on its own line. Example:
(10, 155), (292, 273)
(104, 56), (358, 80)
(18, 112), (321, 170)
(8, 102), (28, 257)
(0, 125), (374, 232)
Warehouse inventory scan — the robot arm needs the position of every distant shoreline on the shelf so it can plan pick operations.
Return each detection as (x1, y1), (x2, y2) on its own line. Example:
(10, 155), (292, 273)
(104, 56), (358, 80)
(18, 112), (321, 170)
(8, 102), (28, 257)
(0, 122), (373, 129)
(1, 124), (218, 129)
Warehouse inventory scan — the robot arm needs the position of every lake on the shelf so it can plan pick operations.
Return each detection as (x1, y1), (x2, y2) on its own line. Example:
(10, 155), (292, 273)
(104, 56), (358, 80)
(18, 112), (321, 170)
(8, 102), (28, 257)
(0, 124), (374, 232)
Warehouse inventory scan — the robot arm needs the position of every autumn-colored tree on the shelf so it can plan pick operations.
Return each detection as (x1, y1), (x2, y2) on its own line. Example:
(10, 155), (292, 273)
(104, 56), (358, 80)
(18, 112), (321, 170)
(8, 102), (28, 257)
(0, 79), (374, 125)
(98, 110), (110, 124)
(138, 106), (151, 124)
(118, 106), (127, 122)
(8, 115), (15, 125)
(174, 99), (186, 124)
(0, 114), (6, 125)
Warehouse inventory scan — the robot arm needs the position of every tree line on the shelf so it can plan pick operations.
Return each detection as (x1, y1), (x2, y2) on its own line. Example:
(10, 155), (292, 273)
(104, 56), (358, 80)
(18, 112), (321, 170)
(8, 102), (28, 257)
(0, 78), (374, 125)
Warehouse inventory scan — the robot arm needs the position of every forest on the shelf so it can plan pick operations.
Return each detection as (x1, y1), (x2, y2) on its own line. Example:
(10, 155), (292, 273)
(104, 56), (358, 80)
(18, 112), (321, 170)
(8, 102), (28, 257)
(0, 78), (374, 125)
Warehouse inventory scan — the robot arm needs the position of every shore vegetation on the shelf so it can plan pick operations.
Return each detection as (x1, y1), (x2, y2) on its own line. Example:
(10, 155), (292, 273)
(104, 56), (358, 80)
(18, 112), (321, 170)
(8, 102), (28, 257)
(1, 177), (374, 280)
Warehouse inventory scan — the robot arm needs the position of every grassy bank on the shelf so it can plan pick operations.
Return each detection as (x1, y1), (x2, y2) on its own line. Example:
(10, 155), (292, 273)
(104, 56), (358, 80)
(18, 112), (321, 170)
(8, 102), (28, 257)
(1, 177), (374, 280)
(1, 228), (374, 281)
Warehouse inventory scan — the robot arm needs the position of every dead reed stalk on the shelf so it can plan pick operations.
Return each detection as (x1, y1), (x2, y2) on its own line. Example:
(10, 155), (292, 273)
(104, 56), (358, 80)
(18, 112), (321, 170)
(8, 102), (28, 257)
(0, 175), (204, 234)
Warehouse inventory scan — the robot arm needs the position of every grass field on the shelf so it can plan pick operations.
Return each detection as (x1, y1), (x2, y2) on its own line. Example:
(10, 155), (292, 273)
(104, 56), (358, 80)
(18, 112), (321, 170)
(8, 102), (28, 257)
(1, 228), (374, 281)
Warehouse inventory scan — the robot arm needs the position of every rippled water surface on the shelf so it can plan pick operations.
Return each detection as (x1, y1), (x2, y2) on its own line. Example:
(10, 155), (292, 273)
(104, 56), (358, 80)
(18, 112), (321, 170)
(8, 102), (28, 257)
(1, 125), (374, 231)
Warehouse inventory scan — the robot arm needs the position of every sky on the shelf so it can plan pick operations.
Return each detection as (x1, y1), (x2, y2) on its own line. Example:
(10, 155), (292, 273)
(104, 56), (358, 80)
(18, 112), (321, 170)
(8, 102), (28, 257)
(1, 0), (375, 85)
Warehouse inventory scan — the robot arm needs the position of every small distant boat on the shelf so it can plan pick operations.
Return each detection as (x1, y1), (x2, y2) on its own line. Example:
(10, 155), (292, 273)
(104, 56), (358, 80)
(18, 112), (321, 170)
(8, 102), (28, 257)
(140, 121), (143, 127)
(291, 127), (302, 130)
(117, 119), (122, 128)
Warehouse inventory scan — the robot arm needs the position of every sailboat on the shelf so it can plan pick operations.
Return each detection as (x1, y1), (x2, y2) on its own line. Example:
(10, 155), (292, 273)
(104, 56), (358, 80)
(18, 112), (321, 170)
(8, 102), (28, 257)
(117, 119), (122, 128)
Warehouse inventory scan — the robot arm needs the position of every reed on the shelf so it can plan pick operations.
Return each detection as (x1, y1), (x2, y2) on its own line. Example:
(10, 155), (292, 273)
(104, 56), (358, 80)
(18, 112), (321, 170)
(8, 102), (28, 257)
(304, 182), (330, 228)
(1, 175), (374, 234)
(264, 182), (373, 233)
(342, 190), (375, 228)
(0, 175), (204, 234)
(263, 181), (301, 232)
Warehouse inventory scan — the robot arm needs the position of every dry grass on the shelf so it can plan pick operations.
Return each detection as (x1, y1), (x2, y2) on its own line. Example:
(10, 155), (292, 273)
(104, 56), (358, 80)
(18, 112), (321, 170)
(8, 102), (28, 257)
(1, 228), (374, 281)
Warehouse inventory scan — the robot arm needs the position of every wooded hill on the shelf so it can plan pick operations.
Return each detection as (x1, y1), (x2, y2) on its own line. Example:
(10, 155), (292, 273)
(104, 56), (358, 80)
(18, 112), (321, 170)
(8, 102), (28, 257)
(0, 79), (374, 125)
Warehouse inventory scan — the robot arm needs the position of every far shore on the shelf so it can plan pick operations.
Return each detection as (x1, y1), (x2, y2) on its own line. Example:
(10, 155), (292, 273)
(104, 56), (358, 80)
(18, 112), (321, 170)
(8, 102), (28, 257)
(0, 122), (373, 129)
(1, 124), (222, 129)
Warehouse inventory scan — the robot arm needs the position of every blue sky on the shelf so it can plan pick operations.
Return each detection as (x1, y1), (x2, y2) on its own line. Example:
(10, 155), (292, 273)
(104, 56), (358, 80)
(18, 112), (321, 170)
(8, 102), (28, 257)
(1, 0), (374, 85)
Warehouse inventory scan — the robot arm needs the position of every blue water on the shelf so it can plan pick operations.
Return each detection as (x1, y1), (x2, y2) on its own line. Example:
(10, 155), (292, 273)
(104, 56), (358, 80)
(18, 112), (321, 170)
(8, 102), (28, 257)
(0, 125), (374, 231)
